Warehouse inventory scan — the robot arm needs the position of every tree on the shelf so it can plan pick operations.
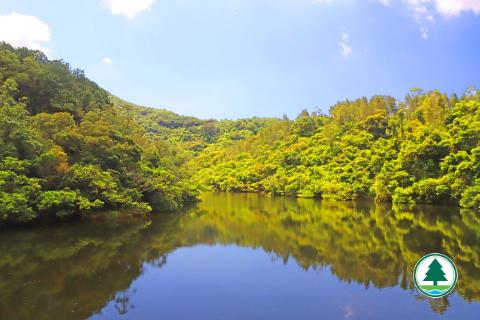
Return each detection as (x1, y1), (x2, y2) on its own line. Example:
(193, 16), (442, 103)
(424, 258), (447, 286)
(290, 111), (316, 137)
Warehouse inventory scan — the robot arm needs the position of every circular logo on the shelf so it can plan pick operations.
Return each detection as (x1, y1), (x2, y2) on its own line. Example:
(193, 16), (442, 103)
(413, 253), (458, 298)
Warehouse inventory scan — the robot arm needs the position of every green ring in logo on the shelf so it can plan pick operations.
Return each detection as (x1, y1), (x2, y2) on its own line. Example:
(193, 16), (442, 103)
(413, 253), (458, 298)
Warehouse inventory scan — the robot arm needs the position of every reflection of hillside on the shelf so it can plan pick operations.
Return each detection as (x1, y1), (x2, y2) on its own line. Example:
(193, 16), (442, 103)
(0, 193), (478, 319)
(182, 193), (480, 304)
(180, 196), (402, 289)
(0, 218), (182, 320)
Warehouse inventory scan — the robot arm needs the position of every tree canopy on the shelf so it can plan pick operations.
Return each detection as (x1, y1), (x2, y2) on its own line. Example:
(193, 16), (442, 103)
(0, 42), (201, 224)
(192, 89), (480, 211)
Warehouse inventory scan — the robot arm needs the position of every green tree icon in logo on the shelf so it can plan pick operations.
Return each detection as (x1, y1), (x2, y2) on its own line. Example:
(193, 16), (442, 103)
(424, 258), (447, 286)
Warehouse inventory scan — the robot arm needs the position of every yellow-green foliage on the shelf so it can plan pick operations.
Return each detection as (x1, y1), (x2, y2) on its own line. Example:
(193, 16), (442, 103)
(193, 90), (480, 210)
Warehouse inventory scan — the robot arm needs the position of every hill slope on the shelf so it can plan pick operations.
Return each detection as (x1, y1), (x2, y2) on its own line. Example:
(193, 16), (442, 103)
(0, 42), (202, 224)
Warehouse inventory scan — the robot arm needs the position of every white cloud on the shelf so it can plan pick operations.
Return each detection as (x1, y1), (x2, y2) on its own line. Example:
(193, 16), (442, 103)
(434, 0), (480, 17)
(101, 0), (155, 19)
(308, 0), (480, 16)
(399, 0), (480, 38)
(402, 0), (480, 18)
(375, 0), (391, 6)
(306, 0), (480, 39)
(419, 26), (428, 38)
(338, 32), (352, 57)
(103, 57), (113, 64)
(0, 12), (51, 53)
(402, 0), (430, 23)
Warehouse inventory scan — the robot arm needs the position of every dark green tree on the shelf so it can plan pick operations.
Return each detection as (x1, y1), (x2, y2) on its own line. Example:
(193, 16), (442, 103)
(424, 258), (447, 286)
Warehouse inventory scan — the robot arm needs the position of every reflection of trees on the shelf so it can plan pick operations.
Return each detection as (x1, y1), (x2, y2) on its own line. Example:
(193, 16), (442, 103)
(114, 288), (136, 315)
(183, 193), (480, 309)
(415, 294), (450, 314)
(0, 193), (478, 319)
(0, 218), (182, 320)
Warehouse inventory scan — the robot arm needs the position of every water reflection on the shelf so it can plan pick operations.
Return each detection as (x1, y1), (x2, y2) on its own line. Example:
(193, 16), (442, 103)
(0, 192), (479, 319)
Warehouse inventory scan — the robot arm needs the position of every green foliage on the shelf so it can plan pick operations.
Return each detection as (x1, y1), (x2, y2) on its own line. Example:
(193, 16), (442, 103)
(0, 80), (44, 160)
(460, 179), (480, 210)
(0, 42), (110, 118)
(193, 92), (480, 211)
(0, 157), (41, 222)
(37, 190), (85, 217)
(290, 110), (316, 137)
(0, 43), (199, 224)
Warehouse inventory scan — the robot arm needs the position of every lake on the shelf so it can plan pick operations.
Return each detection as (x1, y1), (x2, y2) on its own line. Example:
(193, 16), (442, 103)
(1, 192), (479, 319)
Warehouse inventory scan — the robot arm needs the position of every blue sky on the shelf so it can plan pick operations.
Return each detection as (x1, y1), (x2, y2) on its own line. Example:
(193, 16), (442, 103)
(0, 0), (479, 119)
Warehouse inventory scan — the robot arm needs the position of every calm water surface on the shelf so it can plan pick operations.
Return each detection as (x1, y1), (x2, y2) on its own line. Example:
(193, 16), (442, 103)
(1, 193), (479, 319)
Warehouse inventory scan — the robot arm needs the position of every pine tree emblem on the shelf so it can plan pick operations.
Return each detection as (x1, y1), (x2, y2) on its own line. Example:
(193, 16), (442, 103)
(413, 253), (458, 298)
(423, 258), (447, 286)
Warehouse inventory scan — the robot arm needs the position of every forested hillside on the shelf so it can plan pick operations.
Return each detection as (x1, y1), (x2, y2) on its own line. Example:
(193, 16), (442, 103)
(1, 42), (479, 225)
(0, 42), (276, 224)
(111, 95), (276, 155)
(192, 89), (480, 210)
(0, 42), (203, 224)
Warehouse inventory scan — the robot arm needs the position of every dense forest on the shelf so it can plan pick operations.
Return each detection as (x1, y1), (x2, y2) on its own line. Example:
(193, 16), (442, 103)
(1, 42), (480, 224)
(192, 89), (480, 211)
(0, 42), (202, 224)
